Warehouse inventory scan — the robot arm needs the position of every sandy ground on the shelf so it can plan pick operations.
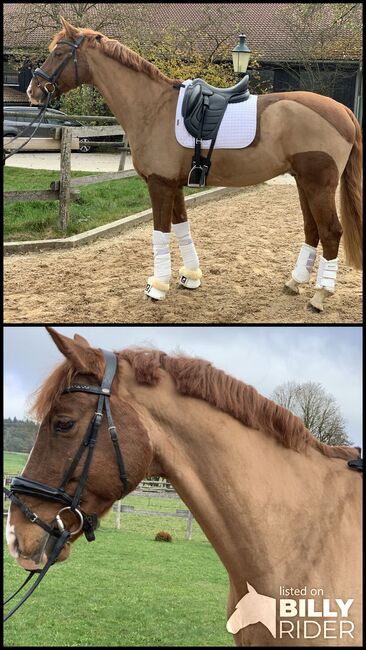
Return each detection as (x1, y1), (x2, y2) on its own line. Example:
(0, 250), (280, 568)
(4, 183), (362, 324)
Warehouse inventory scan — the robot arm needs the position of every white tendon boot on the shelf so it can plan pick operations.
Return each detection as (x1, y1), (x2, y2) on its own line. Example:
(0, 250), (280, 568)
(144, 231), (171, 300)
(172, 221), (202, 289)
(285, 243), (317, 293)
(309, 256), (339, 311)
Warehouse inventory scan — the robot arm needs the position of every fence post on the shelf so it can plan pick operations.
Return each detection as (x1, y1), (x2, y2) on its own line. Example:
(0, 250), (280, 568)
(186, 511), (194, 540)
(118, 135), (129, 171)
(59, 127), (72, 230)
(115, 499), (121, 529)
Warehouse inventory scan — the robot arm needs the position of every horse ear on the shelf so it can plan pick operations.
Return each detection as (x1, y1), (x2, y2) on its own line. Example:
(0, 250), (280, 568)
(74, 333), (91, 348)
(46, 327), (100, 374)
(246, 582), (257, 594)
(59, 16), (79, 38)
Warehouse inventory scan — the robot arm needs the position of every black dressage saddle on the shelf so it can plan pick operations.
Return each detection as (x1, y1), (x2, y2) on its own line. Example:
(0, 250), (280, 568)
(180, 75), (250, 187)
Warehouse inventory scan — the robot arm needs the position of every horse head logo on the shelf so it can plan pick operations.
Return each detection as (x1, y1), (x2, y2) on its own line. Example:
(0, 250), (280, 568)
(226, 582), (276, 638)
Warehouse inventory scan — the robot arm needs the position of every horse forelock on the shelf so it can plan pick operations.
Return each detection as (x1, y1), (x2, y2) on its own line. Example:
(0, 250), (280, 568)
(120, 348), (360, 462)
(30, 353), (104, 422)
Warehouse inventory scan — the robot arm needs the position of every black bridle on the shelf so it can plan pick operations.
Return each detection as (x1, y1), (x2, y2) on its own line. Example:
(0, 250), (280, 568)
(4, 349), (128, 622)
(4, 34), (84, 162)
(32, 34), (85, 100)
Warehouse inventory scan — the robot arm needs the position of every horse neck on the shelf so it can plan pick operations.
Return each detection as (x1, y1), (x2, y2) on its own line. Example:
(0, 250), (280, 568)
(85, 48), (174, 141)
(126, 370), (361, 597)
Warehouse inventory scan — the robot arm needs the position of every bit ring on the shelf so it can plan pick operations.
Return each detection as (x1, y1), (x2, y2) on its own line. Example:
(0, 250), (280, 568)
(55, 507), (84, 536)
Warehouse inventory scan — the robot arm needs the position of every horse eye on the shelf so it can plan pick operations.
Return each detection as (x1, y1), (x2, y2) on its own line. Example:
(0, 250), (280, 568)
(54, 420), (75, 432)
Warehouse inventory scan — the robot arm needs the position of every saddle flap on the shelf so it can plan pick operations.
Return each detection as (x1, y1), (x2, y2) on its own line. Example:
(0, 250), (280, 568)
(182, 84), (202, 118)
(182, 82), (229, 141)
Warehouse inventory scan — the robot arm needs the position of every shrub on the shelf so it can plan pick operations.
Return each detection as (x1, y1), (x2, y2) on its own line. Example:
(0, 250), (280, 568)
(155, 530), (172, 542)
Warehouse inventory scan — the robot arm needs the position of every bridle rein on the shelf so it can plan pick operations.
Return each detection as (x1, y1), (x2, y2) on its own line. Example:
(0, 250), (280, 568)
(4, 349), (128, 622)
(4, 33), (84, 161)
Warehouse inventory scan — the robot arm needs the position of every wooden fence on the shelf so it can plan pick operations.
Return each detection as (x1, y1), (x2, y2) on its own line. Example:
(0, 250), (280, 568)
(4, 112), (134, 230)
(3, 475), (195, 539)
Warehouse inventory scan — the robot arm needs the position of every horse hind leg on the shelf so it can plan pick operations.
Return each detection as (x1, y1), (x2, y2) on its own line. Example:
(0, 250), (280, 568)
(284, 180), (319, 295)
(291, 153), (342, 312)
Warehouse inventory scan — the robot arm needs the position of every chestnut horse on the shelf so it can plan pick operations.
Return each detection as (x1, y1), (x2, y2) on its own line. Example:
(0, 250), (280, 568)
(5, 328), (362, 645)
(27, 18), (362, 312)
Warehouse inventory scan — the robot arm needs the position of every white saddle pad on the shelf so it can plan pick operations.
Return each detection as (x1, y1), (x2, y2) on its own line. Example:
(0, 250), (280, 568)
(175, 79), (258, 149)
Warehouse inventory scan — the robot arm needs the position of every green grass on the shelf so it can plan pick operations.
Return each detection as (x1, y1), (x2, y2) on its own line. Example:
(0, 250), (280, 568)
(4, 451), (232, 645)
(3, 451), (28, 474)
(4, 167), (202, 242)
(4, 526), (231, 646)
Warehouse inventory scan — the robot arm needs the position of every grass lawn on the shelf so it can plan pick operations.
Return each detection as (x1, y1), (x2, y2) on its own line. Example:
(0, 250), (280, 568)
(4, 518), (231, 646)
(4, 167), (202, 242)
(3, 451), (29, 474)
(3, 451), (232, 645)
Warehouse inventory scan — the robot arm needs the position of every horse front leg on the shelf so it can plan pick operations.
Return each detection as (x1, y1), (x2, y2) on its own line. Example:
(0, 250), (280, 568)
(172, 188), (202, 290)
(144, 174), (176, 301)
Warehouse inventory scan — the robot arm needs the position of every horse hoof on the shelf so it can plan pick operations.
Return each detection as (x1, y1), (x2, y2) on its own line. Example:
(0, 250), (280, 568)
(308, 288), (332, 312)
(283, 278), (301, 295)
(144, 284), (167, 301)
(144, 294), (159, 302)
(178, 277), (201, 290)
(307, 301), (323, 313)
(177, 281), (201, 291)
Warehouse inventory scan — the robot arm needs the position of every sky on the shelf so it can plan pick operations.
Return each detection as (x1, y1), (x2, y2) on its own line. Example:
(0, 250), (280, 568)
(3, 325), (362, 448)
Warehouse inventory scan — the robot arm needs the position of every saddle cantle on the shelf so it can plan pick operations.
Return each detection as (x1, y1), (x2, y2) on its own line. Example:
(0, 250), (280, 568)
(347, 458), (363, 472)
(180, 75), (250, 186)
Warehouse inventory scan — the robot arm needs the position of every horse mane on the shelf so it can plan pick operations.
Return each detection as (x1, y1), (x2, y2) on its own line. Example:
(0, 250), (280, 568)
(49, 28), (177, 86)
(120, 348), (359, 461)
(31, 347), (359, 462)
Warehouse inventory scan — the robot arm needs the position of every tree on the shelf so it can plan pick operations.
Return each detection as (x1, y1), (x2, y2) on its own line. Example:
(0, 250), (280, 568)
(275, 3), (362, 97)
(4, 3), (270, 117)
(271, 381), (352, 446)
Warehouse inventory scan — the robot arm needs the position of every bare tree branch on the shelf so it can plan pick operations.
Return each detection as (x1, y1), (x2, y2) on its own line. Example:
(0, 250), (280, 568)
(271, 381), (352, 446)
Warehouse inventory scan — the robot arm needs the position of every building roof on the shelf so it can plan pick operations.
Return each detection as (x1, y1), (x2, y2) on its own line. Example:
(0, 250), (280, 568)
(3, 2), (361, 62)
(3, 87), (28, 104)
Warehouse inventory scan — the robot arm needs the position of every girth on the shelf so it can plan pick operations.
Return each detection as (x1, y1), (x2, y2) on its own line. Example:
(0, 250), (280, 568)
(181, 75), (250, 187)
(4, 348), (128, 622)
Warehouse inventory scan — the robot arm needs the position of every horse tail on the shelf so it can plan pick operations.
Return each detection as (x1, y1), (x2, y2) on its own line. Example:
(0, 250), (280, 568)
(340, 108), (362, 269)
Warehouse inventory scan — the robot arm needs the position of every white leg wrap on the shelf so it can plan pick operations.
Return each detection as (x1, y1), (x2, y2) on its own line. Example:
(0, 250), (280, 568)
(315, 256), (339, 293)
(292, 243), (317, 283)
(172, 221), (202, 289)
(144, 231), (171, 300)
(172, 221), (200, 269)
(152, 230), (171, 283)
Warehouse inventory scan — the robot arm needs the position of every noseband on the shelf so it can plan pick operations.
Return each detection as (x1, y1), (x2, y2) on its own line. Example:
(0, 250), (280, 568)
(32, 34), (85, 99)
(4, 349), (128, 622)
